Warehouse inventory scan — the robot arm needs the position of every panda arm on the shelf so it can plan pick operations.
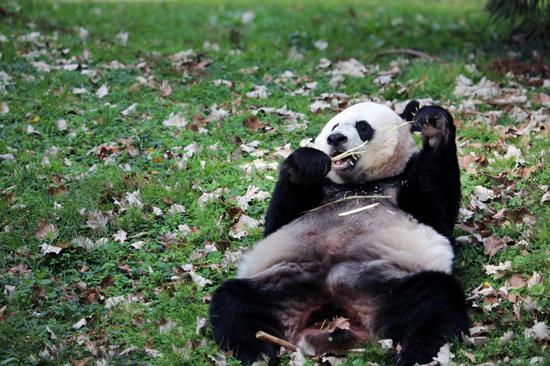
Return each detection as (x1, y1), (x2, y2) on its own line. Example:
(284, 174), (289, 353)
(398, 106), (461, 238)
(264, 147), (331, 236)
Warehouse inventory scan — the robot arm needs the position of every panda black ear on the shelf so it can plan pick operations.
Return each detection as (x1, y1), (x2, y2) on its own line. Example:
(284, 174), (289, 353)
(400, 100), (420, 122)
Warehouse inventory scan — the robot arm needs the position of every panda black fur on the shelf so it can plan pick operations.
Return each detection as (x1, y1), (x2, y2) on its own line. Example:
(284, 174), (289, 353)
(209, 101), (468, 366)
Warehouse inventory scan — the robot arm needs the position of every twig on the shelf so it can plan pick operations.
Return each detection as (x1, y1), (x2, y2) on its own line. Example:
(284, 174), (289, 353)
(306, 195), (390, 213)
(256, 331), (298, 351)
(375, 48), (440, 61)
(338, 203), (380, 217)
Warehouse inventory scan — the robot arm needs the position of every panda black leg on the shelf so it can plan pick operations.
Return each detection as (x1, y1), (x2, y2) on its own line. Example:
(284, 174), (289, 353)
(209, 279), (283, 364)
(398, 105), (461, 239)
(374, 271), (469, 366)
(264, 147), (331, 236)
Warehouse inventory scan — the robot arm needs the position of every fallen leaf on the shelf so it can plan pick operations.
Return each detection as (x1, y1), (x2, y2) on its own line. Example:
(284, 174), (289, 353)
(240, 10), (255, 24)
(484, 261), (512, 278)
(32, 284), (47, 306)
(507, 275), (527, 289)
(160, 80), (172, 97)
(499, 330), (515, 345)
(72, 318), (87, 330)
(474, 185), (495, 202)
(432, 343), (454, 366)
(162, 112), (188, 130)
(229, 214), (260, 238)
(113, 230), (127, 243)
(179, 264), (212, 288)
(324, 316), (351, 332)
(168, 204), (186, 215)
(121, 103), (138, 116)
(242, 116), (264, 132)
(104, 294), (140, 309)
(377, 339), (393, 350)
(159, 319), (177, 334)
(454, 74), (498, 99)
(4, 285), (16, 298)
(195, 316), (207, 335)
(96, 84), (108, 99)
(483, 236), (506, 257)
(116, 31), (129, 46)
(525, 322), (549, 341)
(35, 220), (58, 240)
(527, 272), (543, 288)
(99, 274), (114, 288)
(86, 211), (109, 232)
(48, 184), (69, 196)
(314, 40), (328, 50)
(130, 241), (145, 250)
(332, 58), (367, 77)
(289, 349), (306, 366)
(246, 85), (268, 99)
(80, 288), (100, 304)
(40, 244), (63, 255)
(310, 100), (332, 113)
(532, 93), (550, 106)
(56, 119), (68, 131)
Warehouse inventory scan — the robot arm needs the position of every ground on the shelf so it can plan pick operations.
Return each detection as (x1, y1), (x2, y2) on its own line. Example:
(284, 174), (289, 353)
(0, 0), (548, 365)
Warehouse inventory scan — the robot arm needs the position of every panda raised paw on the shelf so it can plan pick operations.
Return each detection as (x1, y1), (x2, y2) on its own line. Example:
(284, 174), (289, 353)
(281, 147), (332, 184)
(412, 106), (455, 148)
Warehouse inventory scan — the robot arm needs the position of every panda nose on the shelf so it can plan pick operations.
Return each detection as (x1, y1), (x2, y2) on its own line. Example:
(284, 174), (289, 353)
(327, 133), (348, 146)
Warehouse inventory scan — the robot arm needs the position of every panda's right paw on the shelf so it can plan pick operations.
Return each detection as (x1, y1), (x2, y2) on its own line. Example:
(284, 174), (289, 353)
(413, 106), (455, 148)
(282, 147), (331, 184)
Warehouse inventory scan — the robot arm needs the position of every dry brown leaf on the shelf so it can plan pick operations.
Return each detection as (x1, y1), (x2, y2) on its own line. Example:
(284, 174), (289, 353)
(483, 236), (506, 257)
(458, 154), (479, 174)
(242, 116), (264, 132)
(118, 263), (133, 276)
(507, 275), (527, 289)
(323, 316), (351, 333)
(48, 185), (69, 196)
(99, 274), (114, 288)
(31, 284), (47, 306)
(9, 264), (31, 277)
(80, 288), (100, 304)
(35, 220), (58, 240)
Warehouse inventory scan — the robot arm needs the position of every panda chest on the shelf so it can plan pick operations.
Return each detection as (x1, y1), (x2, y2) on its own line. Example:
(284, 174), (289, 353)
(301, 201), (454, 274)
(322, 178), (405, 206)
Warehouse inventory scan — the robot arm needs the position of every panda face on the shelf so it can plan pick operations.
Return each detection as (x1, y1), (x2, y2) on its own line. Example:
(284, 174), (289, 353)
(314, 102), (417, 184)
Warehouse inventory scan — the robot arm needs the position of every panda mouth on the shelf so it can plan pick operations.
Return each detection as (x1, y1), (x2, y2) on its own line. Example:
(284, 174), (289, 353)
(330, 151), (359, 170)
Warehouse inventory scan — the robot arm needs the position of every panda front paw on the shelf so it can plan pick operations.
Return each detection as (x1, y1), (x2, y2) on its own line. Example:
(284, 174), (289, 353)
(282, 147), (331, 184)
(413, 106), (455, 148)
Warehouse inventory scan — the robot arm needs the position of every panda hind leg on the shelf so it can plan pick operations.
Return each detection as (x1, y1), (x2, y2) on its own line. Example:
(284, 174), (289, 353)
(209, 278), (283, 365)
(374, 271), (469, 366)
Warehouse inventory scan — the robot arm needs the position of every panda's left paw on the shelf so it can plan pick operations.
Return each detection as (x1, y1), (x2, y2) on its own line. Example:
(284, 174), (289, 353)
(413, 106), (455, 148)
(282, 147), (331, 184)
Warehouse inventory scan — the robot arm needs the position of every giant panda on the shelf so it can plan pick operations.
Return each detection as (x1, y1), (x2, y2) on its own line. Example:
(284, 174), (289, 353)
(209, 101), (469, 366)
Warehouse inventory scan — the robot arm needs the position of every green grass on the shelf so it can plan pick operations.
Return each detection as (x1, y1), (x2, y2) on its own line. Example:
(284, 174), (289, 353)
(0, 0), (548, 365)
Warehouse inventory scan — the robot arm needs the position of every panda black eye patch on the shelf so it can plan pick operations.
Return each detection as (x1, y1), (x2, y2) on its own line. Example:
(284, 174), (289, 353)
(355, 120), (374, 141)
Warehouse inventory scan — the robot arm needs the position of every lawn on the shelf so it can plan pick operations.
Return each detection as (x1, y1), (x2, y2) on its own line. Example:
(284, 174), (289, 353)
(0, 0), (548, 365)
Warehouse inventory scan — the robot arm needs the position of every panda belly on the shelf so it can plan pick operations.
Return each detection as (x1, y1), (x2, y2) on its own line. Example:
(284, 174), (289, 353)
(237, 199), (454, 279)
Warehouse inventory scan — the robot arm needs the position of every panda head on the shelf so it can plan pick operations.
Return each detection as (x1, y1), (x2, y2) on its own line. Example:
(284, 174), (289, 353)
(314, 102), (417, 184)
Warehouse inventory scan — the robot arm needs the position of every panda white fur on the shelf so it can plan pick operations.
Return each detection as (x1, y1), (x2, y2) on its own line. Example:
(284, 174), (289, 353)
(210, 101), (468, 366)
